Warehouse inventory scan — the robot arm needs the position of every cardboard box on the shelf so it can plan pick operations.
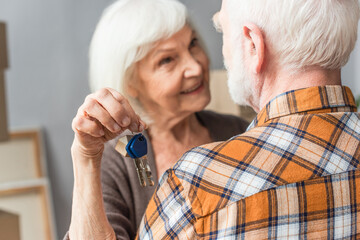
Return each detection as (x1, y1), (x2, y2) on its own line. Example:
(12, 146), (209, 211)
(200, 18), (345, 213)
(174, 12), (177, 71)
(0, 209), (21, 240)
(0, 71), (8, 142)
(0, 22), (8, 69)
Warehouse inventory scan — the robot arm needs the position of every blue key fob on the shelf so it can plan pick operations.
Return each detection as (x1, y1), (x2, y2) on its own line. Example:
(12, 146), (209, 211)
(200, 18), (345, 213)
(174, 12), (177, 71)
(125, 133), (147, 158)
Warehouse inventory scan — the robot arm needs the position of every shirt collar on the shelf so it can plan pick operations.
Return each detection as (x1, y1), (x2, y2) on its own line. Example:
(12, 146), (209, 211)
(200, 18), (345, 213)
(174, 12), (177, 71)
(248, 85), (357, 129)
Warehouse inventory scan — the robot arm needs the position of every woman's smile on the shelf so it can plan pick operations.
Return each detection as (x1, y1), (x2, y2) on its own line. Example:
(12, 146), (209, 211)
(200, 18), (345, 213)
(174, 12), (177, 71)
(180, 80), (204, 95)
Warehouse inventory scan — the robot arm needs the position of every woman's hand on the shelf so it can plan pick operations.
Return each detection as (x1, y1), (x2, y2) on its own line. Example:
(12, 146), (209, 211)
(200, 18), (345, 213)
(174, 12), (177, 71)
(71, 88), (146, 162)
(69, 88), (146, 240)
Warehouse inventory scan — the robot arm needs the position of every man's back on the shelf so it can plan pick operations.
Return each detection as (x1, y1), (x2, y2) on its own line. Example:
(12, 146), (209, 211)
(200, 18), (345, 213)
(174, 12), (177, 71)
(138, 86), (360, 239)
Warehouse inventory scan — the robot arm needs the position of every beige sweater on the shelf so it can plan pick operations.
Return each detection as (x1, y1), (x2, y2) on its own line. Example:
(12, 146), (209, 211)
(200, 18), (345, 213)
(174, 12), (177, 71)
(64, 111), (249, 240)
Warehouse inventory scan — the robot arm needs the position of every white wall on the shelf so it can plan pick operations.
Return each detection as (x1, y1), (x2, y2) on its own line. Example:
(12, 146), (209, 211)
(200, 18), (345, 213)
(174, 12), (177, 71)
(0, 0), (359, 238)
(0, 0), (112, 237)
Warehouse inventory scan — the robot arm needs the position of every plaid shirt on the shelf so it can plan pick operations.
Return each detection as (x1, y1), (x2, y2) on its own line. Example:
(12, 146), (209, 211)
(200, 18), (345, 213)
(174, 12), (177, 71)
(137, 86), (360, 239)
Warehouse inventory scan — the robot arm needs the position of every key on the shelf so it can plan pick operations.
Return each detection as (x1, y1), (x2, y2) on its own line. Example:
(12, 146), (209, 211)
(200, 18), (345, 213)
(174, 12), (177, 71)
(115, 133), (154, 187)
(126, 133), (154, 187)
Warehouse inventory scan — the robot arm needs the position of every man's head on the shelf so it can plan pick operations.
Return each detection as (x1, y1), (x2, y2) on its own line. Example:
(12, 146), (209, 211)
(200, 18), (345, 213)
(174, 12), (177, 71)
(214, 0), (360, 111)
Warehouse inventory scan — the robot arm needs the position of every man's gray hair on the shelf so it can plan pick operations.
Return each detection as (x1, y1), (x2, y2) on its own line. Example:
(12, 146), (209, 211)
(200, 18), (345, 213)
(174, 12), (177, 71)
(227, 0), (360, 71)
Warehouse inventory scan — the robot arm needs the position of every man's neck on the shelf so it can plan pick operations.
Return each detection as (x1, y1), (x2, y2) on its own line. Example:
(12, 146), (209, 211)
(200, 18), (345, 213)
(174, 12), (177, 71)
(258, 68), (342, 110)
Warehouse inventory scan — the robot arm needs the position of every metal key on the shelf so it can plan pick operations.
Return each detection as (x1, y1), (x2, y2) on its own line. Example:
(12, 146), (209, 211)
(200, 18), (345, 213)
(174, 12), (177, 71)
(116, 133), (154, 187)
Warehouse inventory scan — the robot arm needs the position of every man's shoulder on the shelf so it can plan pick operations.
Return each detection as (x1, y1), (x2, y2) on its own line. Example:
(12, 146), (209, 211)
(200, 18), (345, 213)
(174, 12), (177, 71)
(173, 134), (252, 176)
(172, 128), (258, 181)
(166, 134), (255, 215)
(166, 110), (360, 215)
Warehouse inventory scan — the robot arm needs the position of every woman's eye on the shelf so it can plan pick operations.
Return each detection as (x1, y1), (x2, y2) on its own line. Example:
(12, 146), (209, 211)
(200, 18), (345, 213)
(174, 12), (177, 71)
(189, 38), (198, 48)
(159, 57), (173, 66)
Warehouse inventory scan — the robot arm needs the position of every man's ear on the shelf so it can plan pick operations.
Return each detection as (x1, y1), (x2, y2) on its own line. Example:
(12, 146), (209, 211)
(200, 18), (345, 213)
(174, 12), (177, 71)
(242, 23), (265, 74)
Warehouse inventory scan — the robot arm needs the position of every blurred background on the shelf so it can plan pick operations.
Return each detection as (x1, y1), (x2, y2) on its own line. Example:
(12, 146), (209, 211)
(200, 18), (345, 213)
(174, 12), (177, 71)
(0, 0), (359, 238)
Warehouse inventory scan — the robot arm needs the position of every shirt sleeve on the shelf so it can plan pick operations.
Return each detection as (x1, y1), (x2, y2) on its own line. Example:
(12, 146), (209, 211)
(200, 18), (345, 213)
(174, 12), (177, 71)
(137, 170), (197, 239)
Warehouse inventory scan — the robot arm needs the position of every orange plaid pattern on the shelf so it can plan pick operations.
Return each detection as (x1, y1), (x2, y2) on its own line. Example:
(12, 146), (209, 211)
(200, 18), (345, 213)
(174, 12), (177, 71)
(138, 86), (360, 239)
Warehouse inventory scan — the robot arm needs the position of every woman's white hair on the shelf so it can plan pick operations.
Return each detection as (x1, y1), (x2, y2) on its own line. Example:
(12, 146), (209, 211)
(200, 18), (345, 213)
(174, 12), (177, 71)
(227, 0), (360, 71)
(89, 0), (187, 107)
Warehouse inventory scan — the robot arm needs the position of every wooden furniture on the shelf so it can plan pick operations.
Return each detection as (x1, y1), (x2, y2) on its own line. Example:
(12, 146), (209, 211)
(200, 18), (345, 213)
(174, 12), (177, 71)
(0, 129), (56, 240)
(0, 22), (9, 142)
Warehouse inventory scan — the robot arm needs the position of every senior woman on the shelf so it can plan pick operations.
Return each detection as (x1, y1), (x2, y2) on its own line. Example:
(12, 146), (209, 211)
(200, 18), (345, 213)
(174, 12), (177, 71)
(65, 0), (248, 239)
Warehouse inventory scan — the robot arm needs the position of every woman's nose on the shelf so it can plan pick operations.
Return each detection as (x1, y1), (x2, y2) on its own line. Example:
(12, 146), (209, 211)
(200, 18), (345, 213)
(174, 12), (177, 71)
(183, 54), (202, 78)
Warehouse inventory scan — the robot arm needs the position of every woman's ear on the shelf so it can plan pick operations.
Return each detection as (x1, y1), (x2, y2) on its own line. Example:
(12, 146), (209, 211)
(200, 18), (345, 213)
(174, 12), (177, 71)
(242, 22), (265, 74)
(125, 66), (140, 98)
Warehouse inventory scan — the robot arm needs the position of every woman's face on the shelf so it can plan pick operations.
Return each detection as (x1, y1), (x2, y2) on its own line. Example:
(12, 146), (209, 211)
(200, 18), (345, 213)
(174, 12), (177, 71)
(132, 25), (210, 120)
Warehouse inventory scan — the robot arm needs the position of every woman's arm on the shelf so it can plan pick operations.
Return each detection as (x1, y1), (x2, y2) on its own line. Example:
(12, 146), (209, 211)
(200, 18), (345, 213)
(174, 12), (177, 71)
(68, 88), (146, 240)
(69, 143), (116, 240)
(64, 143), (138, 240)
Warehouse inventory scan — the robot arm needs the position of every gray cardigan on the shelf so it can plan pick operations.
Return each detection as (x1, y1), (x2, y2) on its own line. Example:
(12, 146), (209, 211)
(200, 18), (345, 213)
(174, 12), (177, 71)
(64, 111), (249, 240)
